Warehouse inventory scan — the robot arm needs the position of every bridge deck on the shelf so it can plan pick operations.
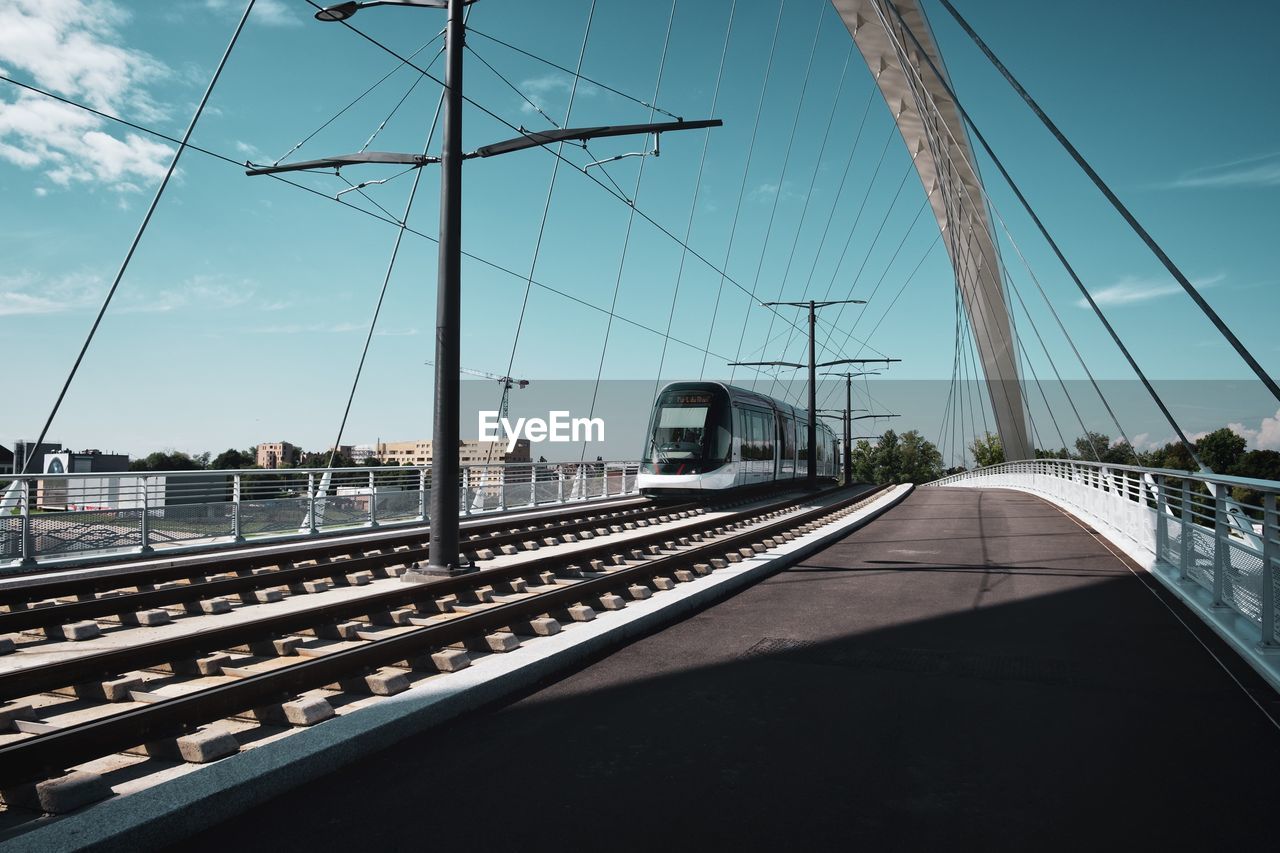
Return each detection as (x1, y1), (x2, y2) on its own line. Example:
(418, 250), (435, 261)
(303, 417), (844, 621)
(185, 487), (1279, 850)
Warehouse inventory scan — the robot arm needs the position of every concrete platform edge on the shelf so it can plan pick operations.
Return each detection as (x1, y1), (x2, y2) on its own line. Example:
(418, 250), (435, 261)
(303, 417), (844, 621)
(4, 484), (913, 853)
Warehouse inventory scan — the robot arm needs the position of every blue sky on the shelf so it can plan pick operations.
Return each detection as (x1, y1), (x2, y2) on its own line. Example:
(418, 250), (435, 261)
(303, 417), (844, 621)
(1, 0), (1277, 459)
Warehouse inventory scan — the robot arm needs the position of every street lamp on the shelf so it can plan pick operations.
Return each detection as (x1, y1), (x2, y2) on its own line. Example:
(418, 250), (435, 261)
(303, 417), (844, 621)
(253, 0), (719, 578)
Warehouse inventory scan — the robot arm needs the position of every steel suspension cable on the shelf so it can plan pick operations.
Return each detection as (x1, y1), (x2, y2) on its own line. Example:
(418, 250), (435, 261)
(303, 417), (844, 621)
(17, 0), (258, 477)
(652, 0), (738, 399)
(872, 0), (1130, 462)
(935, 0), (1279, 406)
(879, 0), (1204, 467)
(726, 0), (829, 384)
(699, 0), (788, 378)
(581, 0), (679, 460)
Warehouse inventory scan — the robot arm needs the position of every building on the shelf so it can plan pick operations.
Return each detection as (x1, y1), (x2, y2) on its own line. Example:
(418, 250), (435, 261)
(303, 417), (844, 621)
(36, 449), (131, 510)
(256, 441), (302, 469)
(0, 444), (12, 476)
(350, 444), (378, 463)
(367, 439), (531, 467)
(11, 440), (61, 476)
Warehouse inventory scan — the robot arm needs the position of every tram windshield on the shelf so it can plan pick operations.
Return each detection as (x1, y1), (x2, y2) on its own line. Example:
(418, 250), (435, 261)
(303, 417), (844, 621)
(645, 389), (732, 469)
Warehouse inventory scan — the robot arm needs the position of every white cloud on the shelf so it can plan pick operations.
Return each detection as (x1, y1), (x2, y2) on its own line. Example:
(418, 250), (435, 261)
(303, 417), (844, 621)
(1255, 410), (1280, 451)
(517, 74), (597, 116)
(0, 1), (175, 192)
(1078, 273), (1224, 309)
(204, 0), (300, 27)
(1163, 151), (1280, 190)
(0, 270), (103, 316)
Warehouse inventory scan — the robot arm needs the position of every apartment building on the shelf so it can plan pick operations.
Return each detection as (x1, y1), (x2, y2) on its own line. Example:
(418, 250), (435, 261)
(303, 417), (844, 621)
(368, 439), (531, 466)
(256, 441), (301, 469)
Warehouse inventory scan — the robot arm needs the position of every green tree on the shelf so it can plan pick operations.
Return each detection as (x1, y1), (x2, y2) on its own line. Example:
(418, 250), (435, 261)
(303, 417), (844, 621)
(899, 430), (944, 483)
(1197, 427), (1246, 474)
(1230, 449), (1280, 507)
(872, 430), (903, 484)
(211, 448), (255, 469)
(969, 432), (1004, 467)
(129, 451), (204, 471)
(850, 439), (875, 483)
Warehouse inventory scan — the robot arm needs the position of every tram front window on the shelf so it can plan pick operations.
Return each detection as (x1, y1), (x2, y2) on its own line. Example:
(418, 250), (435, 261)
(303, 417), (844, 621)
(645, 390), (732, 473)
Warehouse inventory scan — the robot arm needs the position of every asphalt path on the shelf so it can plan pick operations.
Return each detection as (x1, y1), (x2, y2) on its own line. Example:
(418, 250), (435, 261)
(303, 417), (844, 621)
(180, 487), (1280, 851)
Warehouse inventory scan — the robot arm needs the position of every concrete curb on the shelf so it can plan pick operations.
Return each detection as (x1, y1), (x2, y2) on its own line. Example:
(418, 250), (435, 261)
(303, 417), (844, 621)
(5, 484), (913, 853)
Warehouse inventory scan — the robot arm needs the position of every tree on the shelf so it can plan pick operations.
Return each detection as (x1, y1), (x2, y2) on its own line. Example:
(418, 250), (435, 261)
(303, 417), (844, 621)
(300, 450), (355, 469)
(969, 432), (1004, 467)
(1197, 427), (1246, 474)
(1230, 449), (1280, 507)
(899, 430), (944, 483)
(850, 439), (876, 483)
(211, 448), (255, 470)
(1071, 432), (1134, 464)
(872, 429), (902, 485)
(129, 451), (204, 472)
(1035, 447), (1069, 459)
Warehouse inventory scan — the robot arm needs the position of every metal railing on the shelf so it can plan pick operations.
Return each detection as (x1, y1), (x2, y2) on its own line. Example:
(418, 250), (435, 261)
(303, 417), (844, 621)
(0, 461), (641, 570)
(928, 459), (1280, 686)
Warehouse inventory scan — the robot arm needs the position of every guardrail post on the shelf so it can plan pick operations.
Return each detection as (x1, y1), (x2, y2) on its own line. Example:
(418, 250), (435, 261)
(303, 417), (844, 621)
(232, 473), (244, 542)
(420, 467), (429, 521)
(19, 479), (34, 565)
(1212, 487), (1228, 608)
(1154, 475), (1167, 560)
(529, 464), (537, 507)
(139, 475), (153, 553)
(557, 466), (565, 503)
(461, 467), (471, 517)
(1262, 494), (1277, 649)
(307, 473), (318, 535)
(1179, 479), (1191, 581)
(498, 466), (506, 512)
(368, 469), (378, 528)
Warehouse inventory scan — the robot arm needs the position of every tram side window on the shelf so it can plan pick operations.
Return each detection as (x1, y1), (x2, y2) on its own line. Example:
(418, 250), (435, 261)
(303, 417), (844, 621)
(756, 411), (775, 461)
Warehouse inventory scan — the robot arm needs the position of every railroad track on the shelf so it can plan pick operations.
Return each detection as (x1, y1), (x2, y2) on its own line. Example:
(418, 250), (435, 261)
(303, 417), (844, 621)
(0, 496), (710, 642)
(0, 484), (882, 818)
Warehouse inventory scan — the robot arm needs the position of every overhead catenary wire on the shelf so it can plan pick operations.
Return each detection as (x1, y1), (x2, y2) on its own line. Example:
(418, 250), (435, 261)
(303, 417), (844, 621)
(17, 0), (259, 477)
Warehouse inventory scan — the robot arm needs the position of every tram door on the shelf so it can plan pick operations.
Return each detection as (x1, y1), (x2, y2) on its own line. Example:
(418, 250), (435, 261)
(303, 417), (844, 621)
(777, 412), (796, 479)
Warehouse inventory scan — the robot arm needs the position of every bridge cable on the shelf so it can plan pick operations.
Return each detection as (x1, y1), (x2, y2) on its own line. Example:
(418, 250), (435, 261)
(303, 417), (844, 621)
(15, 0), (258, 477)
(725, 1), (837, 386)
(322, 9), (470, 473)
(698, 0), (788, 378)
(863, 0), (1067, 463)
(872, 0), (1134, 462)
(498, 0), (598, 396)
(581, 0), (680, 460)
(761, 75), (878, 397)
(652, 0), (738, 399)
(878, 0), (1204, 467)
(934, 0), (1280, 407)
(298, 0), (854, 374)
(0, 74), (751, 376)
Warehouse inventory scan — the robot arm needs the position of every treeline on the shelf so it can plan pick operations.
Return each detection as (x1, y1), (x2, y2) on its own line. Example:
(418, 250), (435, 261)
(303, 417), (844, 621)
(127, 448), (379, 472)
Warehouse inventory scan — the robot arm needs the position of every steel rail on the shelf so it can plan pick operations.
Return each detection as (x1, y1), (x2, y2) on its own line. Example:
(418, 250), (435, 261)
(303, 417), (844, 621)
(0, 487), (855, 703)
(0, 501), (695, 631)
(0, 485), (881, 788)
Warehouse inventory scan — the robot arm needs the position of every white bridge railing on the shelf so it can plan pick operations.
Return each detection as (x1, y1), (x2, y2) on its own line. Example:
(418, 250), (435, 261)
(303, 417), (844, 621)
(928, 459), (1280, 689)
(0, 460), (641, 570)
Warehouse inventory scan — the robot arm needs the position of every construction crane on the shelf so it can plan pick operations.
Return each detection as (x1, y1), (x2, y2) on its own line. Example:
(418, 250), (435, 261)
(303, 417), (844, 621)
(424, 361), (530, 440)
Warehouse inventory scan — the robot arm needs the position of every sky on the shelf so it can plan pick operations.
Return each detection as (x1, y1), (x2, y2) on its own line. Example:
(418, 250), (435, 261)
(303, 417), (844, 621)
(1, 0), (1277, 464)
